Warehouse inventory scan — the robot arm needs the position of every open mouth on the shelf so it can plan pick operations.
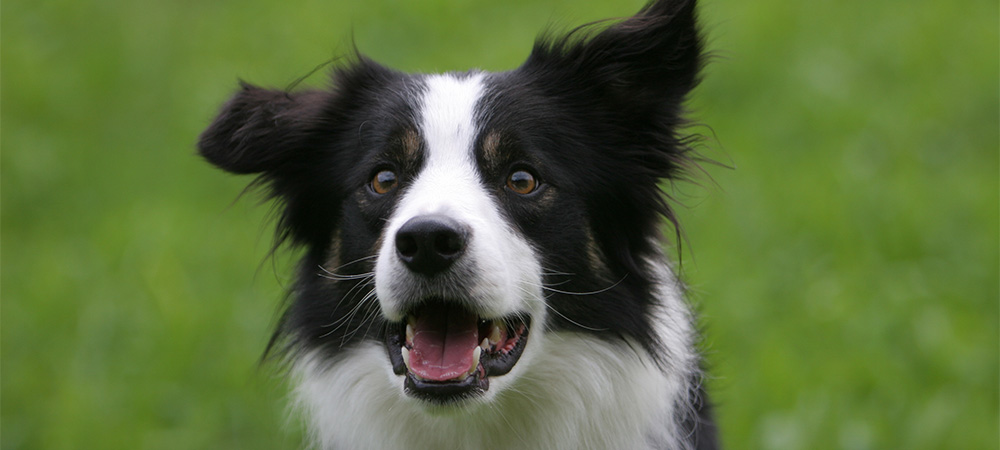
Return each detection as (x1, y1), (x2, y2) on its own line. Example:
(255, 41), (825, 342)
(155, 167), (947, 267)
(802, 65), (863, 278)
(384, 300), (530, 404)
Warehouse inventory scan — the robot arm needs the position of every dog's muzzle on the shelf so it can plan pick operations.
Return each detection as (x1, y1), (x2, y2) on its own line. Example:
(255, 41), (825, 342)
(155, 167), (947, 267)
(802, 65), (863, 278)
(381, 214), (532, 404)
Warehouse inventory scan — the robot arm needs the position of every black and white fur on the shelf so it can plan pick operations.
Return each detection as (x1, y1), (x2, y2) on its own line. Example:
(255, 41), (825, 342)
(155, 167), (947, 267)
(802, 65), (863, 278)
(198, 0), (718, 448)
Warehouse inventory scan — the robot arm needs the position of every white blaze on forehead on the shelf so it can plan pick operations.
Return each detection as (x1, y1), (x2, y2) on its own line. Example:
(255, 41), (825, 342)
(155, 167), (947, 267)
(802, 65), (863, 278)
(375, 72), (544, 321)
(397, 73), (487, 219)
(419, 73), (484, 173)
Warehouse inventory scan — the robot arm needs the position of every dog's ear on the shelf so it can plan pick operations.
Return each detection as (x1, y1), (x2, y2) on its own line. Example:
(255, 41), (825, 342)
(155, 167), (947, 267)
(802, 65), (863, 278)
(517, 0), (704, 273)
(523, 0), (702, 116)
(198, 83), (329, 175)
(198, 59), (398, 248)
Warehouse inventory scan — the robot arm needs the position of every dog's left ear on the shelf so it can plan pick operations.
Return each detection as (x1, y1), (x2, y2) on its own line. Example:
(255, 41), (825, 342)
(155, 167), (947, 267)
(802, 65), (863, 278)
(198, 83), (330, 175)
(522, 0), (702, 118)
(518, 0), (703, 273)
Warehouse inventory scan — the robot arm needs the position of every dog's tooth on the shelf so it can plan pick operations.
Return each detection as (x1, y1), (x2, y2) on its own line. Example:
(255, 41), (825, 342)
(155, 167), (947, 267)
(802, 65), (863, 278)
(405, 323), (414, 344)
(480, 338), (490, 351)
(470, 346), (481, 375)
(401, 346), (411, 369)
(488, 323), (502, 344)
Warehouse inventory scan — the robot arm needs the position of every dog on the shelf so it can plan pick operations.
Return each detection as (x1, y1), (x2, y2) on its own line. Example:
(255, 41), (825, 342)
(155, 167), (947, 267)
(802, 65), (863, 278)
(198, 0), (717, 448)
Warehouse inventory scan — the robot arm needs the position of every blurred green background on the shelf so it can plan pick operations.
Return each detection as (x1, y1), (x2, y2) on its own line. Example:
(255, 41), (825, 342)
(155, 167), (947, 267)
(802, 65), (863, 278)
(3, 0), (997, 448)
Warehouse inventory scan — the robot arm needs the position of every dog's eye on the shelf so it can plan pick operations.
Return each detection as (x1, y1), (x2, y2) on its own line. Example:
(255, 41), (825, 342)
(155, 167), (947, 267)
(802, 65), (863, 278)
(506, 170), (538, 195)
(371, 170), (398, 195)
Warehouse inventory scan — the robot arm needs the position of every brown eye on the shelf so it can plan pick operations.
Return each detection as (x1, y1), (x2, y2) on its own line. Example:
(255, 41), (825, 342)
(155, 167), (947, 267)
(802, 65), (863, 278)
(371, 170), (398, 195)
(506, 170), (537, 195)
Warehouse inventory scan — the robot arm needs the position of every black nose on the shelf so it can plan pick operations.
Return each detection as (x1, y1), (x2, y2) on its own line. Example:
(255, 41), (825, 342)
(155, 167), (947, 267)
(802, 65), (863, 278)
(394, 215), (469, 277)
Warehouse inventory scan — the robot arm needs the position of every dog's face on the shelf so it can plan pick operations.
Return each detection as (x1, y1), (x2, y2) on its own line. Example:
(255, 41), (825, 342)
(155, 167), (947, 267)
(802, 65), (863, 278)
(199, 0), (702, 409)
(201, 69), (635, 406)
(367, 73), (549, 403)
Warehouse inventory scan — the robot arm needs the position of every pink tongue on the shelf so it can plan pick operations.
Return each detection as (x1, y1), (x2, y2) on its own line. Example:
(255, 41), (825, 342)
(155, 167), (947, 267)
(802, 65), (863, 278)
(409, 305), (478, 382)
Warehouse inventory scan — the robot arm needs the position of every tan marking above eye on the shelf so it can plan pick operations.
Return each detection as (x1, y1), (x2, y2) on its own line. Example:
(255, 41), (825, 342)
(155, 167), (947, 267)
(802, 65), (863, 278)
(506, 170), (537, 195)
(372, 170), (398, 194)
(400, 128), (421, 157)
(481, 130), (502, 161)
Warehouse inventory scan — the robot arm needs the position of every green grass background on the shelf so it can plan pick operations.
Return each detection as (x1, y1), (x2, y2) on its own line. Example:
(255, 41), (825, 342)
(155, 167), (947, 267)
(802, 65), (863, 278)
(3, 0), (997, 448)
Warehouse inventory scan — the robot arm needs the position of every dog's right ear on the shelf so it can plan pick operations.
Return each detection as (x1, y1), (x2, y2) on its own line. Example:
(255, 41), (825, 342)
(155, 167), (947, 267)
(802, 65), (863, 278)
(198, 82), (329, 175)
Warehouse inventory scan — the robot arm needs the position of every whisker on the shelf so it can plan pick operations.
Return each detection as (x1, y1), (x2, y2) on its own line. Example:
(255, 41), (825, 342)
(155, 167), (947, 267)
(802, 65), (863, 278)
(342, 289), (382, 346)
(540, 301), (609, 332)
(541, 268), (575, 277)
(359, 294), (387, 339)
(340, 275), (376, 304)
(540, 274), (626, 296)
(318, 278), (376, 338)
(317, 254), (378, 276)
(513, 283), (610, 332)
(540, 277), (572, 288)
(317, 275), (376, 329)
(317, 271), (375, 281)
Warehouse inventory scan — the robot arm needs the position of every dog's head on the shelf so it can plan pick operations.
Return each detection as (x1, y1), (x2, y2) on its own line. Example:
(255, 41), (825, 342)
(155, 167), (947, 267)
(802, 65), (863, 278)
(199, 0), (702, 407)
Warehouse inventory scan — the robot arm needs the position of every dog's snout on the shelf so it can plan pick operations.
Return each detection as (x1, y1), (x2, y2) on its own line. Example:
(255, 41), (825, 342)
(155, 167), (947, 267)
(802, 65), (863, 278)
(395, 215), (469, 276)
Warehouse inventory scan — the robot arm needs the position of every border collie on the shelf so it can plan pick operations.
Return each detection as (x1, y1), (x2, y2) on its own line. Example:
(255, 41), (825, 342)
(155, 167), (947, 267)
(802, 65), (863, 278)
(198, 0), (717, 448)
